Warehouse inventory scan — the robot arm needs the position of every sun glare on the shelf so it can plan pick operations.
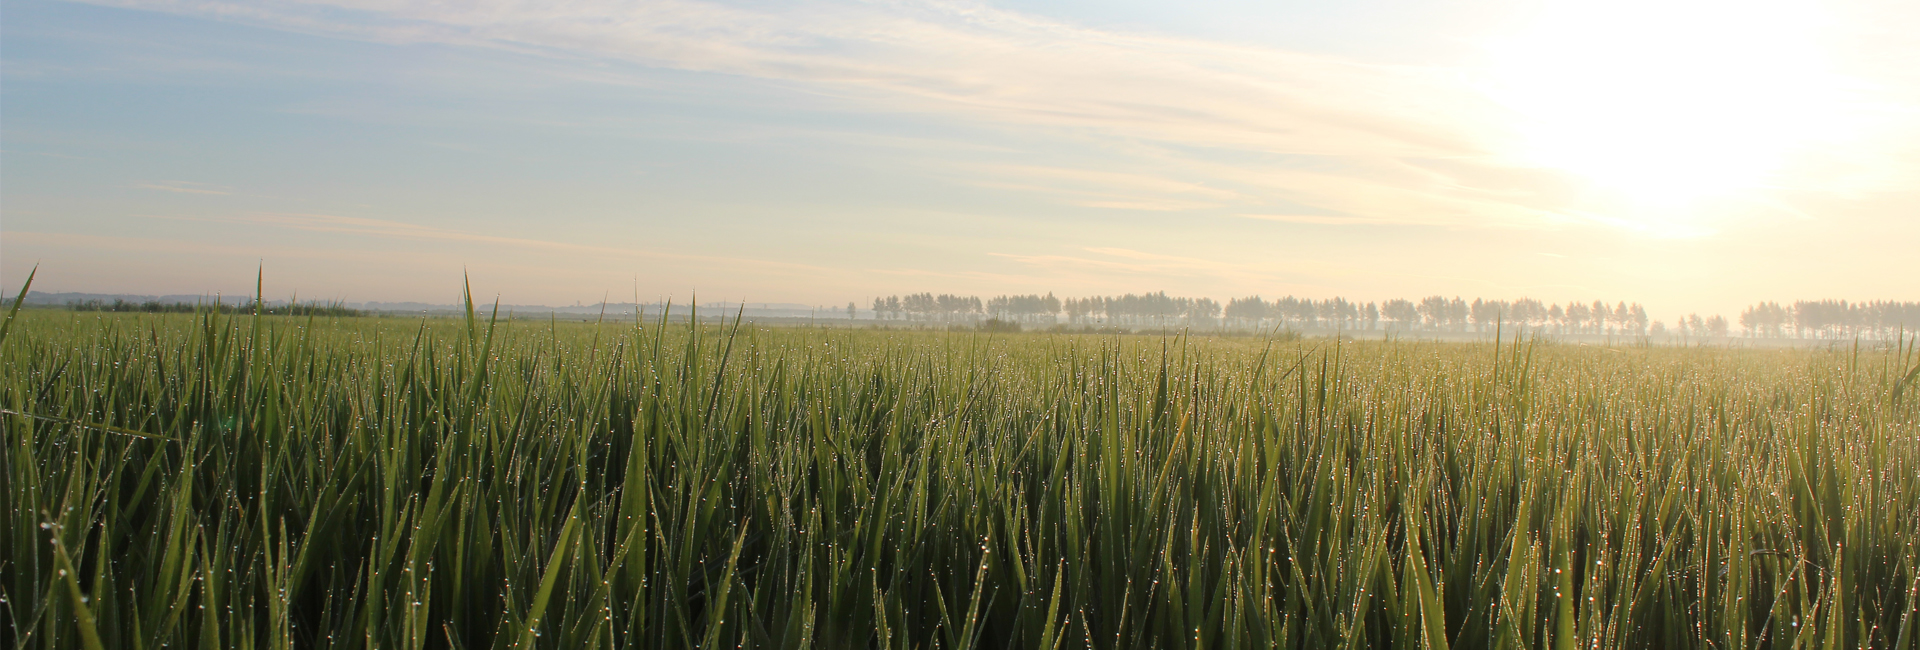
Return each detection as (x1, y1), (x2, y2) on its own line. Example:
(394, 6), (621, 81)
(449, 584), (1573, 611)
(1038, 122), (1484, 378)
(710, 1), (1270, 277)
(1487, 0), (1852, 209)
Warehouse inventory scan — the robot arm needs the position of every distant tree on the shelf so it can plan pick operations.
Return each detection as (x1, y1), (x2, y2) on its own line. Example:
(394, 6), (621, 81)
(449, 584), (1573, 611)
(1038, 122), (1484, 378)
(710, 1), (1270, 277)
(1446, 298), (1468, 332)
(1225, 296), (1267, 328)
(1509, 298), (1543, 332)
(1188, 297), (1222, 324)
(1338, 298), (1359, 329)
(1143, 292), (1176, 326)
(1566, 303), (1591, 335)
(1489, 299), (1512, 332)
(903, 293), (935, 320)
(1469, 298), (1501, 333)
(1791, 301), (1822, 338)
(881, 289), (1920, 341)
(1383, 299), (1418, 330)
(1275, 296), (1313, 329)
(1064, 298), (1090, 324)
(1417, 296), (1450, 331)
(988, 293), (1064, 324)
(1316, 297), (1357, 330)
(931, 294), (981, 321)
(1732, 299), (1915, 340)
(1789, 299), (1879, 339)
(847, 302), (857, 320)
(1865, 300), (1920, 339)
(1081, 297), (1107, 323)
(1738, 301), (1789, 337)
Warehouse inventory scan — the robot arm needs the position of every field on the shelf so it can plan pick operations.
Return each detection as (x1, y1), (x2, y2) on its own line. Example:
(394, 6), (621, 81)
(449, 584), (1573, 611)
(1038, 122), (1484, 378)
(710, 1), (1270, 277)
(3, 306), (1918, 649)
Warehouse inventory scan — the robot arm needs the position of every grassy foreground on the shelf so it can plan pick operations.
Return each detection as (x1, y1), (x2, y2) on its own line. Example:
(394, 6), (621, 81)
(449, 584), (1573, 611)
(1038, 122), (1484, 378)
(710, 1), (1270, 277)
(3, 307), (1918, 649)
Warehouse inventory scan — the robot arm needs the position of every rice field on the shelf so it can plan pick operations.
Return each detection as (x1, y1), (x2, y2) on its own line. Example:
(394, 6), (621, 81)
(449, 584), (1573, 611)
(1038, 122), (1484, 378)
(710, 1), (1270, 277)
(3, 303), (1918, 649)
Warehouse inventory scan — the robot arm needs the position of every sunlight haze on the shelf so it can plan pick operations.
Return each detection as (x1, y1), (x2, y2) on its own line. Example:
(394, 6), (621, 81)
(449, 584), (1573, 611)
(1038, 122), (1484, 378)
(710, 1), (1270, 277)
(3, 0), (1916, 316)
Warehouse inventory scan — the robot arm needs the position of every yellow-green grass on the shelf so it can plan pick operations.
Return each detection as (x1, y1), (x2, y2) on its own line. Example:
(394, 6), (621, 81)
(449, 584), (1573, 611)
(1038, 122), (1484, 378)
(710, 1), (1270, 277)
(2, 307), (1917, 649)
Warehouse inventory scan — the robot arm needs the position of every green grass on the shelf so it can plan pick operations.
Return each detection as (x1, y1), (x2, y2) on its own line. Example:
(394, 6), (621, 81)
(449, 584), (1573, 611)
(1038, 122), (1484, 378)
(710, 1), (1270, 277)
(2, 306), (1917, 649)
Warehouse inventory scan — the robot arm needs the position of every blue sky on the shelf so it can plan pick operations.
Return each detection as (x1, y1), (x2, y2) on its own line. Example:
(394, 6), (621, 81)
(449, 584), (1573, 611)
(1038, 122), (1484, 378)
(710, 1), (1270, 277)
(4, 0), (1916, 316)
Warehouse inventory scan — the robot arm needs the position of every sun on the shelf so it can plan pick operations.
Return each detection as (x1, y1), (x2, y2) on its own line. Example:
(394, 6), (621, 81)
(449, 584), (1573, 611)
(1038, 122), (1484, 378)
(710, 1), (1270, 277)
(1484, 0), (1851, 208)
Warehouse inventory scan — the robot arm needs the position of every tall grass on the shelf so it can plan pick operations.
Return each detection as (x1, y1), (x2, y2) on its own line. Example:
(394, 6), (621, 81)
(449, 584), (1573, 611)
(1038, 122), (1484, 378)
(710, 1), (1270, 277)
(2, 304), (1917, 649)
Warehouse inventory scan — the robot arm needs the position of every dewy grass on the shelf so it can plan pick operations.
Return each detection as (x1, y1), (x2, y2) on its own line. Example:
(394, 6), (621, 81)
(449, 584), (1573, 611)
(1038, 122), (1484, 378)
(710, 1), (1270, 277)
(2, 307), (1917, 649)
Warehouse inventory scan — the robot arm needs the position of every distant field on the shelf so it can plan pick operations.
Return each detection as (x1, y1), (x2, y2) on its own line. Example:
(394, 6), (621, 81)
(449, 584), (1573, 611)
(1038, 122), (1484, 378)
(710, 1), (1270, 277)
(3, 309), (1917, 649)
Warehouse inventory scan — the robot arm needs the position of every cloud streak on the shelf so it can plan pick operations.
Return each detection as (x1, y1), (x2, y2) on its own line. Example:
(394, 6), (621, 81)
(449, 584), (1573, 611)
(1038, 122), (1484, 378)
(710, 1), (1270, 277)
(74, 0), (1916, 236)
(149, 212), (838, 273)
(136, 181), (232, 195)
(81, 0), (1581, 228)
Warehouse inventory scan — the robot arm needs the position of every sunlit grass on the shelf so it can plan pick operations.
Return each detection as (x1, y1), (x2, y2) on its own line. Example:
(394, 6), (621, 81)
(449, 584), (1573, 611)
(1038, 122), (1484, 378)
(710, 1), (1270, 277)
(3, 304), (1917, 648)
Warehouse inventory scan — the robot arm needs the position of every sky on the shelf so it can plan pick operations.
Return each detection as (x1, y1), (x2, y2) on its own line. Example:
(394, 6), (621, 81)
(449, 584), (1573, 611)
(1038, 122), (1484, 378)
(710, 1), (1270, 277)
(3, 0), (1916, 317)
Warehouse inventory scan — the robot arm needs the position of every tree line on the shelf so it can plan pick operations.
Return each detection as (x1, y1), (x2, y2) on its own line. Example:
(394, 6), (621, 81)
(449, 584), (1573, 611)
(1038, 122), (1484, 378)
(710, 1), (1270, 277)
(869, 292), (1920, 339)
(1738, 300), (1920, 339)
(1225, 296), (1662, 335)
(871, 292), (1656, 334)
(873, 292), (1225, 326)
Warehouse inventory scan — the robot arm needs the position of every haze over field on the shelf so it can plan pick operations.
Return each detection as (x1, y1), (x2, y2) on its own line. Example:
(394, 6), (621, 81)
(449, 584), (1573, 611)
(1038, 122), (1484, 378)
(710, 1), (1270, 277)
(3, 0), (1917, 315)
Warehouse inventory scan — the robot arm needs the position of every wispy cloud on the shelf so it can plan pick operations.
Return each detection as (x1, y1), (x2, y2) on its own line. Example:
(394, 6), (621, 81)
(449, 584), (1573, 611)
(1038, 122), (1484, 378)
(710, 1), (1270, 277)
(136, 181), (232, 195)
(987, 247), (1339, 292)
(168, 212), (836, 273)
(0, 149), (97, 161)
(81, 0), (1912, 236)
(5, 230), (359, 259)
(82, 0), (1568, 228)
(971, 166), (1245, 201)
(956, 164), (1243, 211)
(1236, 214), (1400, 226)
